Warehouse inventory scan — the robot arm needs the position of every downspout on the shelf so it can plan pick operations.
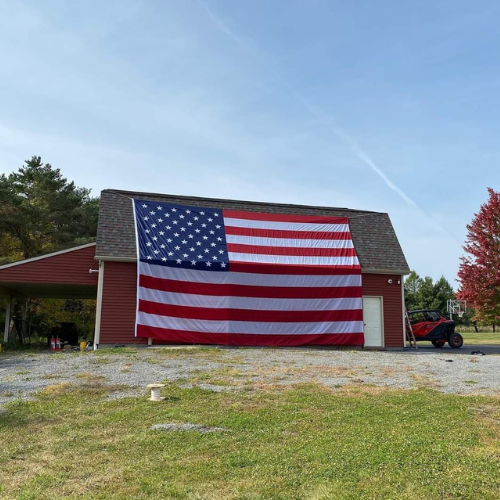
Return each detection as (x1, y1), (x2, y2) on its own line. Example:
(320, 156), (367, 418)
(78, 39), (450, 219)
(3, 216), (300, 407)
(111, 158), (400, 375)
(93, 260), (105, 350)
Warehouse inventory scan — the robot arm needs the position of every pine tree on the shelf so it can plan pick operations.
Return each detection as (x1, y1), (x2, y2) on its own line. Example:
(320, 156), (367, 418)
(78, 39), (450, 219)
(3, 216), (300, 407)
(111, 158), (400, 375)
(432, 276), (455, 316)
(404, 271), (421, 311)
(404, 272), (455, 316)
(0, 156), (99, 262)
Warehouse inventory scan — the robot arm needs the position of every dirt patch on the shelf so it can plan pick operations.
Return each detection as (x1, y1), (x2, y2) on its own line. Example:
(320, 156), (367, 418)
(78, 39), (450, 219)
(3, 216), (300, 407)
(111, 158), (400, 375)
(473, 404), (500, 425)
(410, 374), (441, 389)
(75, 372), (106, 381)
(40, 381), (129, 398)
(335, 383), (394, 397)
(41, 382), (72, 395)
(151, 423), (229, 433)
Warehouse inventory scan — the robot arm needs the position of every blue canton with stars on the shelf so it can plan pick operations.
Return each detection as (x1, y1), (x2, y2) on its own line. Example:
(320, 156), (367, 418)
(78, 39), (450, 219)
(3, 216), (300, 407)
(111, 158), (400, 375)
(134, 200), (229, 271)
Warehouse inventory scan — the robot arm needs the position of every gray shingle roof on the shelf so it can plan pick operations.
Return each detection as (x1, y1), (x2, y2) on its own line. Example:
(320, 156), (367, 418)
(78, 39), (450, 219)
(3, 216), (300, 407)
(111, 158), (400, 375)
(96, 189), (410, 273)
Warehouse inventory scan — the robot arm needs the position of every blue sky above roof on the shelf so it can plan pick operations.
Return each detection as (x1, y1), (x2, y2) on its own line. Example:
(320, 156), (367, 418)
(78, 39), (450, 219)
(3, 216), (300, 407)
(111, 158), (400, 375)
(1, 0), (498, 285)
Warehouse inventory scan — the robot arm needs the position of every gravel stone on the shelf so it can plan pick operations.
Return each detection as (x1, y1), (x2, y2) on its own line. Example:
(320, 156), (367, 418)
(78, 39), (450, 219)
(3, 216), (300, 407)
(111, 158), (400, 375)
(1, 347), (500, 408)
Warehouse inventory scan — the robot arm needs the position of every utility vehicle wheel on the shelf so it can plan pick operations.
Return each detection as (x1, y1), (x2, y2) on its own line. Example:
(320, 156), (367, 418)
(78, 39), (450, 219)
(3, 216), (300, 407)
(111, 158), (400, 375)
(448, 333), (463, 349)
(432, 340), (445, 348)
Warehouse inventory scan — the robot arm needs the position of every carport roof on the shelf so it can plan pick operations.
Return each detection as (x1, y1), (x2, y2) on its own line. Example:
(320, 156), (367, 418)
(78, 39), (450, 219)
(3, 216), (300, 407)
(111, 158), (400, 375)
(0, 243), (98, 299)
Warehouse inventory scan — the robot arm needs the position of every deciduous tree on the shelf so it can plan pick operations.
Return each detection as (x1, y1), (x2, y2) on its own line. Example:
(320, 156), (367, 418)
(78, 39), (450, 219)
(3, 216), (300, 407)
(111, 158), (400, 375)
(458, 188), (500, 329)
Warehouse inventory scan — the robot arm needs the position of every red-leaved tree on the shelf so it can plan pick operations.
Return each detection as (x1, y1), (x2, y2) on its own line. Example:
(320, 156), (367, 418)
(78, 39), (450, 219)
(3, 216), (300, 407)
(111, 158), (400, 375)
(458, 188), (500, 329)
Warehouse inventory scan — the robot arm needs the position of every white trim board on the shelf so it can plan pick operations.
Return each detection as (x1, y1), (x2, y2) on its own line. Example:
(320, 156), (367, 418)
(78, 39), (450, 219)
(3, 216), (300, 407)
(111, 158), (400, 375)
(401, 278), (407, 347)
(93, 257), (410, 274)
(93, 260), (105, 350)
(361, 269), (409, 276)
(94, 256), (136, 263)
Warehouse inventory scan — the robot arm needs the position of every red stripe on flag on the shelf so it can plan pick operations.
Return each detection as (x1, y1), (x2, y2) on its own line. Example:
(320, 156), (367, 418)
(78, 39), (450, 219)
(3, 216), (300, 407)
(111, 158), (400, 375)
(139, 274), (362, 299)
(227, 243), (358, 257)
(225, 226), (352, 240)
(137, 324), (364, 347)
(139, 300), (363, 323)
(229, 262), (361, 275)
(223, 210), (348, 224)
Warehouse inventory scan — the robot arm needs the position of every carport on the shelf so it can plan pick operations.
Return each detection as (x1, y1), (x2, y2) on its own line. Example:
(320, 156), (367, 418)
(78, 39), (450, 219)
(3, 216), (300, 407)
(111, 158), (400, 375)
(0, 243), (98, 342)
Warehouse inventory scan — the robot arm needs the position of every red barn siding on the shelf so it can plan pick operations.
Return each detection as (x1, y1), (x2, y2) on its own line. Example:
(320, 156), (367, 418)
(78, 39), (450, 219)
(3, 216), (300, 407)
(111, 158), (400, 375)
(362, 273), (404, 347)
(0, 245), (98, 286)
(98, 263), (404, 348)
(99, 261), (147, 345)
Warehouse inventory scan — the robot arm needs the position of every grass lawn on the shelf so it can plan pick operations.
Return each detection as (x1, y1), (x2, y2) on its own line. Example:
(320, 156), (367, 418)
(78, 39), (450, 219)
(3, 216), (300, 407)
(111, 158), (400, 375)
(462, 331), (500, 345)
(1, 381), (500, 499)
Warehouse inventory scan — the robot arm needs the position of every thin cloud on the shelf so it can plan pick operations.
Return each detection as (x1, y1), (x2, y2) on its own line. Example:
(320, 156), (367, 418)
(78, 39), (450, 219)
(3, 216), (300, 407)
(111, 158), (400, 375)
(196, 0), (466, 249)
(196, 0), (247, 48)
(327, 126), (418, 208)
(290, 96), (419, 209)
(197, 0), (419, 209)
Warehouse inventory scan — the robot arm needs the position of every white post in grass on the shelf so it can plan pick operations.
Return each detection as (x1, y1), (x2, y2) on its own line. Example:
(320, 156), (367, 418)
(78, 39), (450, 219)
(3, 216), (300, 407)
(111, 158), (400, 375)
(148, 384), (165, 401)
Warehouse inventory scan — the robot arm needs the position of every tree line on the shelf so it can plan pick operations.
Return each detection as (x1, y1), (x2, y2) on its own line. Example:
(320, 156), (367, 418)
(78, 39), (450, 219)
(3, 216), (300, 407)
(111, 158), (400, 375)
(0, 157), (99, 340)
(0, 157), (499, 340)
(404, 272), (455, 317)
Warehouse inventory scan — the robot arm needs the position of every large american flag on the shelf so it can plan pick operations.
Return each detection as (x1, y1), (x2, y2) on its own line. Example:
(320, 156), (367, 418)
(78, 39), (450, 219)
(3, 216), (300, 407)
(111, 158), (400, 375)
(133, 199), (364, 346)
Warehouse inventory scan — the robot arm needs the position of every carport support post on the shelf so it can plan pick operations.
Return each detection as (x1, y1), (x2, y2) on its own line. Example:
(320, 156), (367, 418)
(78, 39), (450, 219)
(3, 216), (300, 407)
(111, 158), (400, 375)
(3, 296), (12, 342)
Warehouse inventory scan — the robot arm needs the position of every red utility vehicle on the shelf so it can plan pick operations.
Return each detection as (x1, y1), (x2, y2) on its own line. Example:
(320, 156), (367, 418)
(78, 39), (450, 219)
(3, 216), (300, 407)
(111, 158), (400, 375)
(407, 309), (463, 348)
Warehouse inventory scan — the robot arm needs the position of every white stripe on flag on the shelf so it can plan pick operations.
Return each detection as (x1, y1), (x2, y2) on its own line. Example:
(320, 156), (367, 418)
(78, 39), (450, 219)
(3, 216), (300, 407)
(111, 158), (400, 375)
(225, 234), (354, 248)
(138, 287), (363, 311)
(139, 262), (362, 288)
(223, 218), (350, 232)
(137, 311), (363, 335)
(228, 253), (360, 266)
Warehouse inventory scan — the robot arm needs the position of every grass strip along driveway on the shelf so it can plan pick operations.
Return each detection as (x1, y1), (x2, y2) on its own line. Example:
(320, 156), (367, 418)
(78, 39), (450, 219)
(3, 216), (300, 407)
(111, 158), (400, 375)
(461, 332), (500, 345)
(1, 379), (500, 500)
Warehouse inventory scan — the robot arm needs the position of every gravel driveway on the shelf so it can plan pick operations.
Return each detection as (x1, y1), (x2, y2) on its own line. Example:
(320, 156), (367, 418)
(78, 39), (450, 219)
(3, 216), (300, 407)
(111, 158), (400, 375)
(1, 346), (499, 408)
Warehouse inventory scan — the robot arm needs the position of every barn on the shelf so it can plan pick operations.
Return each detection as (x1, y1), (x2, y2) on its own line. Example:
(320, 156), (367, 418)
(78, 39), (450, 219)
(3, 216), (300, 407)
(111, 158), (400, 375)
(1, 189), (410, 349)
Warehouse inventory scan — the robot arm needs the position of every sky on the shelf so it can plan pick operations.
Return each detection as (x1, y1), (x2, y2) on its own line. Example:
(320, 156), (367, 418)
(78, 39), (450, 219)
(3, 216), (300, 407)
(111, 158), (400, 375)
(1, 0), (499, 286)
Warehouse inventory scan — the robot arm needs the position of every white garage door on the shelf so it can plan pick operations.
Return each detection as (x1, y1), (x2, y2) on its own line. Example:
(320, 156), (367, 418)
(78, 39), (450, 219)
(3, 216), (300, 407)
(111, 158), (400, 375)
(363, 297), (383, 347)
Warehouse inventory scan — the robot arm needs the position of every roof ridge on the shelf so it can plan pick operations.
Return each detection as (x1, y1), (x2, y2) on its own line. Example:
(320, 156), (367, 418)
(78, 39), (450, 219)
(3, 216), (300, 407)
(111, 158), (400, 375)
(102, 189), (387, 215)
(97, 189), (409, 273)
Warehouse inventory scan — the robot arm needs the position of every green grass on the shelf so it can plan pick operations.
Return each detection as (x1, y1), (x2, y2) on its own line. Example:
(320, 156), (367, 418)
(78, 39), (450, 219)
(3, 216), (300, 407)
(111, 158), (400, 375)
(462, 332), (500, 345)
(1, 382), (500, 499)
